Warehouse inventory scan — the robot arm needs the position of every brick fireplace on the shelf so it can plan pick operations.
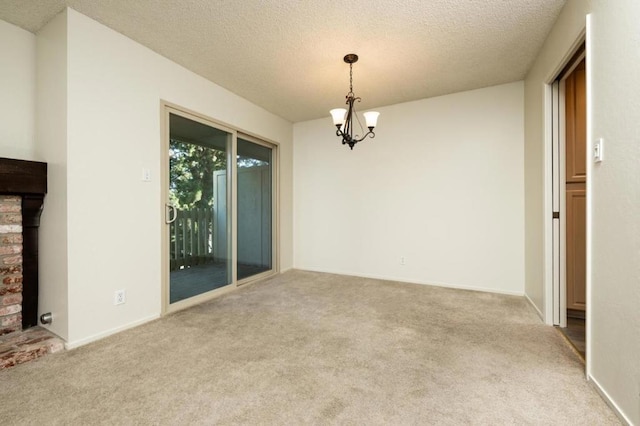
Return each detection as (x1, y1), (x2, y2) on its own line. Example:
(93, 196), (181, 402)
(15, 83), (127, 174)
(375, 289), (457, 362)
(0, 158), (64, 369)
(0, 158), (47, 333)
(0, 196), (24, 335)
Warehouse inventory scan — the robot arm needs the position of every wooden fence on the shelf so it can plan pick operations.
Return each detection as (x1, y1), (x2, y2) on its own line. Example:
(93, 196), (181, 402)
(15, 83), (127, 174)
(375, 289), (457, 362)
(170, 207), (215, 271)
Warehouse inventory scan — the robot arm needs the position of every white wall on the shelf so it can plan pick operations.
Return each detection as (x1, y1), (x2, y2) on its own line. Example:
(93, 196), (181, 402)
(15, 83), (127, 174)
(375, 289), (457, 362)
(294, 82), (524, 295)
(35, 11), (69, 341)
(525, 0), (639, 421)
(523, 0), (590, 318)
(37, 9), (293, 347)
(589, 1), (640, 423)
(0, 20), (36, 161)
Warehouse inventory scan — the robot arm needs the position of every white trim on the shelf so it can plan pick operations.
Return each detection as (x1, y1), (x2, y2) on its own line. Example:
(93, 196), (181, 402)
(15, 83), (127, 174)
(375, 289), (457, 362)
(558, 78), (568, 328)
(543, 28), (587, 84)
(296, 268), (524, 296)
(560, 51), (587, 79)
(551, 80), (561, 326)
(551, 78), (568, 329)
(543, 82), (555, 325)
(525, 293), (544, 321)
(65, 314), (160, 350)
(588, 375), (633, 426)
(543, 28), (588, 329)
(585, 13), (594, 378)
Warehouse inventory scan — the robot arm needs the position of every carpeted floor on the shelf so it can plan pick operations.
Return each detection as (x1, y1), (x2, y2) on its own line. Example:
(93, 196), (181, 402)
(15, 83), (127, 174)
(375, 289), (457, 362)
(0, 270), (620, 425)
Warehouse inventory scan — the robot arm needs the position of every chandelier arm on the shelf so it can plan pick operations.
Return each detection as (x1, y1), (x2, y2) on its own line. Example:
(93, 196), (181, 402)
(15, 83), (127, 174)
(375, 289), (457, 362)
(350, 129), (375, 144)
(353, 99), (366, 139)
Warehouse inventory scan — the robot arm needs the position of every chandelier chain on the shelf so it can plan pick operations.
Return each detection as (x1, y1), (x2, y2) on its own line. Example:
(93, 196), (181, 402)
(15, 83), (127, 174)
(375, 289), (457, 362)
(349, 63), (353, 94)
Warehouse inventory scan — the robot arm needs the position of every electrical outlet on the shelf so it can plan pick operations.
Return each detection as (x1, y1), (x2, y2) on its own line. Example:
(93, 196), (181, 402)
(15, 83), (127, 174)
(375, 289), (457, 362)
(400, 256), (406, 266)
(114, 289), (126, 305)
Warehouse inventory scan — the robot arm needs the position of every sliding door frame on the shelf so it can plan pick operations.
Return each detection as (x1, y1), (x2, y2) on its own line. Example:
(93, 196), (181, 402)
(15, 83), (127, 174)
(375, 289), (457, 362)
(160, 101), (280, 315)
(236, 133), (279, 286)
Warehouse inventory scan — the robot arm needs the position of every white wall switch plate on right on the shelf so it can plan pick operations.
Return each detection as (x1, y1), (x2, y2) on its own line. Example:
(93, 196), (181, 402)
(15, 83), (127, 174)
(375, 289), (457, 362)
(594, 138), (604, 163)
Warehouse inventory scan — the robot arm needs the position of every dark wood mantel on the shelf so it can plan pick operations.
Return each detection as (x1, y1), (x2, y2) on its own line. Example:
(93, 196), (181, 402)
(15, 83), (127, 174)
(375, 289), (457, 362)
(0, 157), (47, 329)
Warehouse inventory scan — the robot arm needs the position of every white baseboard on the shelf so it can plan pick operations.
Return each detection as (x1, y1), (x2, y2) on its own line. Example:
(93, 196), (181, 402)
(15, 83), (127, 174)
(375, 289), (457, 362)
(524, 293), (545, 321)
(295, 267), (524, 296)
(588, 374), (633, 426)
(65, 314), (160, 350)
(65, 269), (296, 350)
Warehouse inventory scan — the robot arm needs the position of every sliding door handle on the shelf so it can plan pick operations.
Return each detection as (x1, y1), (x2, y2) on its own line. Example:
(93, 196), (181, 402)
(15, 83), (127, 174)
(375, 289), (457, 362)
(166, 204), (177, 224)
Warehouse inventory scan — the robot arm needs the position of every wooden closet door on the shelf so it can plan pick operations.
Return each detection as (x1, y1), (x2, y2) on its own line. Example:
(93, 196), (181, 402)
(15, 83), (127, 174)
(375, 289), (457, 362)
(566, 185), (586, 311)
(565, 59), (586, 313)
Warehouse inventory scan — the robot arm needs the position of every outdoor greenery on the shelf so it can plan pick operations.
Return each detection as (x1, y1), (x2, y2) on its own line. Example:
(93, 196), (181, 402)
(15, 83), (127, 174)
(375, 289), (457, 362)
(169, 138), (269, 210)
(169, 139), (226, 210)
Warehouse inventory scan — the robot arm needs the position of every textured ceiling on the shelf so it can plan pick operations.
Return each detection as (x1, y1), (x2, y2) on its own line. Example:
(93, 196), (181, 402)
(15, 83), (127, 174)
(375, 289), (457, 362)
(0, 0), (566, 123)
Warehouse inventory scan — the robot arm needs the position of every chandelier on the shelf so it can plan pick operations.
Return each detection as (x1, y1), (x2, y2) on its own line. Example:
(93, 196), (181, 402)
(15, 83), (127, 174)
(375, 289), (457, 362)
(330, 54), (379, 150)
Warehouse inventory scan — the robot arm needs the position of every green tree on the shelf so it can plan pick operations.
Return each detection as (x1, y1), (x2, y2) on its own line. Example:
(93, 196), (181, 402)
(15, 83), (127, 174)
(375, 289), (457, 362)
(169, 139), (226, 210)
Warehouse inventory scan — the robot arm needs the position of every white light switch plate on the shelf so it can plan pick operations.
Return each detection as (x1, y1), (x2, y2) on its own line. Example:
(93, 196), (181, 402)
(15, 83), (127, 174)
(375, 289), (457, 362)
(594, 138), (604, 163)
(142, 168), (151, 182)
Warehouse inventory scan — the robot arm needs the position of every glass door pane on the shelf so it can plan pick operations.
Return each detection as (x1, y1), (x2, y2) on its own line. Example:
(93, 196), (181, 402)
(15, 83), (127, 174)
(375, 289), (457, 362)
(168, 113), (231, 303)
(237, 137), (273, 280)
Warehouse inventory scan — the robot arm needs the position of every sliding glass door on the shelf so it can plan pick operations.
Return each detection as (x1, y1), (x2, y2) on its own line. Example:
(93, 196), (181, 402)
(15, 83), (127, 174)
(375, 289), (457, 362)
(167, 113), (231, 304)
(163, 107), (277, 311)
(237, 137), (273, 280)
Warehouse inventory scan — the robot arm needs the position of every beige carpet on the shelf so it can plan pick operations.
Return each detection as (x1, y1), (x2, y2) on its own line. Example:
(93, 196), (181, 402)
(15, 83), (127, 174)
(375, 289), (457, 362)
(0, 270), (620, 425)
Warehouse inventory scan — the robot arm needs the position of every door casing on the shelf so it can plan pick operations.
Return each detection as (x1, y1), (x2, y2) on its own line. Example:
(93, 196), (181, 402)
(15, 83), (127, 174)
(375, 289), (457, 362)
(542, 28), (590, 374)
